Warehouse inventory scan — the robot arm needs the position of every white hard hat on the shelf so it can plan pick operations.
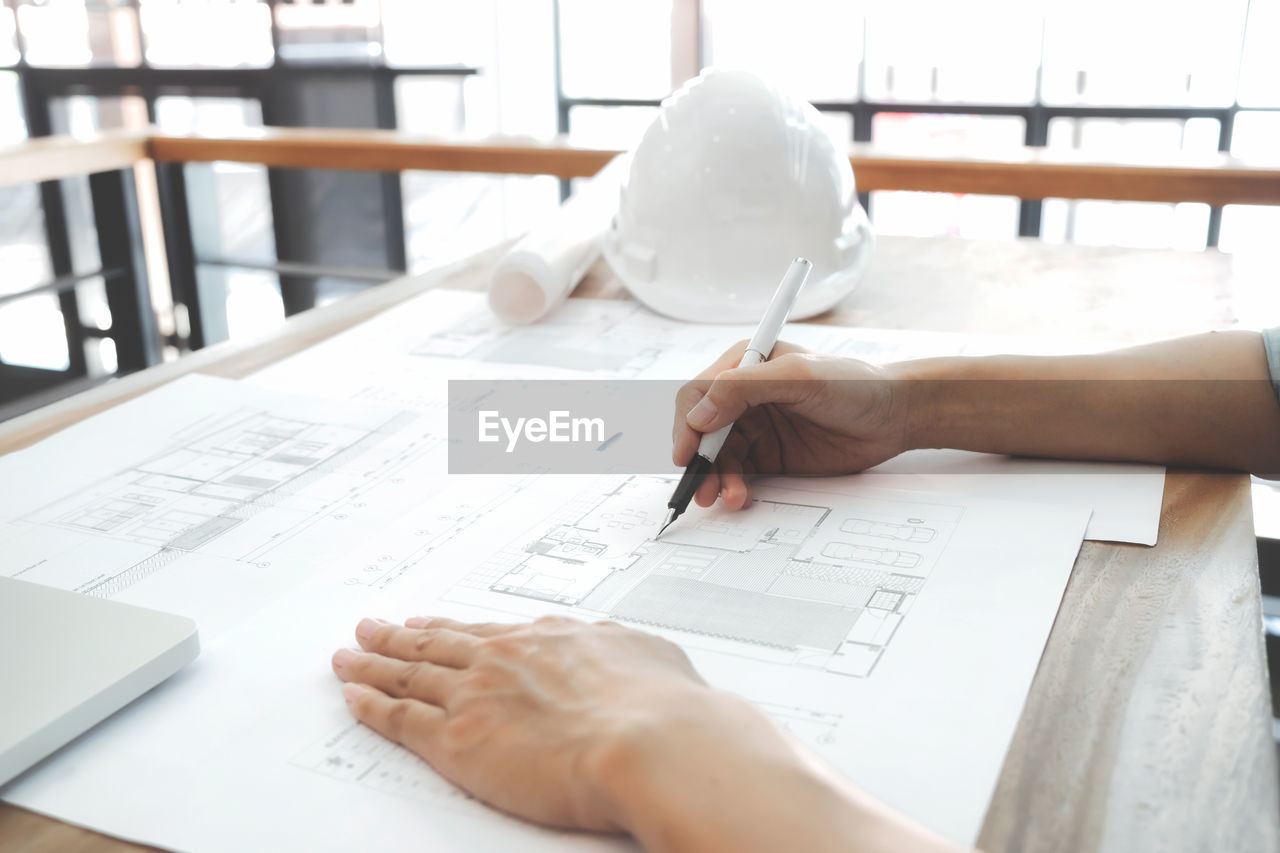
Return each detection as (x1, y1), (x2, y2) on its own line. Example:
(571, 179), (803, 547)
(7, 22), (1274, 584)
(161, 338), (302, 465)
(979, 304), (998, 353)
(602, 69), (873, 323)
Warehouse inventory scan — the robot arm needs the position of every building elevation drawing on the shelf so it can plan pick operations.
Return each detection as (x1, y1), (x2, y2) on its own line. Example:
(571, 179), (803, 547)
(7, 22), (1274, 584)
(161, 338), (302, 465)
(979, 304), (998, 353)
(3, 402), (431, 612)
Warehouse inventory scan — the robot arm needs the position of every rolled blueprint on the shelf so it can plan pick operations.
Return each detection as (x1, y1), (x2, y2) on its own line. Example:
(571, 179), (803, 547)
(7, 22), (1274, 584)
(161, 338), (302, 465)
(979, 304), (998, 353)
(488, 154), (627, 325)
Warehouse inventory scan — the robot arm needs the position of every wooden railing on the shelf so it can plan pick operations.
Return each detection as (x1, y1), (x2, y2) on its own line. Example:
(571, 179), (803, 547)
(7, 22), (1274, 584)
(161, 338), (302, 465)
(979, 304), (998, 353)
(0, 131), (147, 188)
(4, 126), (1280, 205)
(2, 124), (1279, 418)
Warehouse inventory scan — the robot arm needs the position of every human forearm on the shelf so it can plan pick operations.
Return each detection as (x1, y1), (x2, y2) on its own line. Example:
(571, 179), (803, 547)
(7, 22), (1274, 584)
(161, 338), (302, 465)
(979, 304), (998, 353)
(892, 331), (1280, 476)
(592, 689), (959, 853)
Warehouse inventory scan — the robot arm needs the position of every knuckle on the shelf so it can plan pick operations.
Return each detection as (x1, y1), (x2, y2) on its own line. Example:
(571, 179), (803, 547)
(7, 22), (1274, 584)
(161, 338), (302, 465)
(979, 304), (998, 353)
(351, 689), (378, 718)
(440, 713), (485, 756)
(395, 661), (418, 693)
(675, 381), (703, 405)
(384, 700), (410, 742)
(458, 669), (496, 695)
(533, 614), (575, 628)
(412, 629), (440, 655)
(370, 622), (398, 650)
(342, 651), (370, 677)
(778, 352), (815, 379)
(475, 634), (520, 661)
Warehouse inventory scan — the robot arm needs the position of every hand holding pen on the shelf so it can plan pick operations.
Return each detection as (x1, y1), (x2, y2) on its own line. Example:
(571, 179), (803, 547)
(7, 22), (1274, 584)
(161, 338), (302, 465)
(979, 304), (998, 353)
(665, 261), (915, 531)
(660, 258), (812, 536)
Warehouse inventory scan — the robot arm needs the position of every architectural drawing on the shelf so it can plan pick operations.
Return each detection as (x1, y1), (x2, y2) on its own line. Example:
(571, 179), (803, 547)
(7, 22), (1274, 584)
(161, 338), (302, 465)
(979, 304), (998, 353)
(840, 517), (936, 542)
(407, 301), (728, 379)
(13, 405), (433, 600)
(292, 721), (471, 806)
(444, 476), (963, 677)
(819, 542), (922, 569)
(337, 475), (543, 591)
(755, 701), (845, 746)
(410, 305), (663, 376)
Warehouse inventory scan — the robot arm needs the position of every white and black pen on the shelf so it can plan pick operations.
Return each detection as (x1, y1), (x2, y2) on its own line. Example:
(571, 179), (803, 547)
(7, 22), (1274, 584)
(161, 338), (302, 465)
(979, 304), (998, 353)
(658, 257), (813, 538)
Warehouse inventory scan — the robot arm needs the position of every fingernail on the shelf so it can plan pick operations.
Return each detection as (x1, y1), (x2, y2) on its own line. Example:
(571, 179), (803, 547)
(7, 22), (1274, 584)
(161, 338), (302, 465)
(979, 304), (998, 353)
(355, 618), (379, 641)
(332, 647), (358, 669)
(687, 396), (717, 429)
(342, 683), (370, 704)
(405, 616), (430, 629)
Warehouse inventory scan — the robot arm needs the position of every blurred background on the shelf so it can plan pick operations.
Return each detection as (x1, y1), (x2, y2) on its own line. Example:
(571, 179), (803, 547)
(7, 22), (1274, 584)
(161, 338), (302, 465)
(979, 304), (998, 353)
(1, 0), (1278, 383)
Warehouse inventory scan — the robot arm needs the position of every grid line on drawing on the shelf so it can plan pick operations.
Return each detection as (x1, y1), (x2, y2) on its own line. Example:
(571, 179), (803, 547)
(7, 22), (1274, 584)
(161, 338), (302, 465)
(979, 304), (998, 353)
(456, 546), (527, 590)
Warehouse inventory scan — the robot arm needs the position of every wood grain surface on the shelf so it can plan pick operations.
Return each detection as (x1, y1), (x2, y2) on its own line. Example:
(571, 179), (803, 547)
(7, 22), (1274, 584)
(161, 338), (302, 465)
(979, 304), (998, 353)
(2, 236), (1277, 852)
(0, 131), (147, 189)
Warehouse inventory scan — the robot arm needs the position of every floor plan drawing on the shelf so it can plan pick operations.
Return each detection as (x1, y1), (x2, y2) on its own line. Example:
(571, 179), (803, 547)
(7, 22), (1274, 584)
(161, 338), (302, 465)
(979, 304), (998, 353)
(444, 475), (964, 677)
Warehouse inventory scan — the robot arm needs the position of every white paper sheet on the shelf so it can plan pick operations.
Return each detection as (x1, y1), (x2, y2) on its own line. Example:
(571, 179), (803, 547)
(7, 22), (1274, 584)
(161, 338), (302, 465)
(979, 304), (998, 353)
(248, 289), (1164, 544)
(0, 374), (450, 640)
(3, 467), (1090, 849)
(0, 290), (1138, 848)
(860, 449), (1163, 545)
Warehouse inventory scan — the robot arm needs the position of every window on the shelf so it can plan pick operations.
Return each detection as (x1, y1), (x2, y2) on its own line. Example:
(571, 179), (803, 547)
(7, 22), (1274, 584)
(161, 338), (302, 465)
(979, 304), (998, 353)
(869, 114), (1025, 239)
(198, 264), (285, 341)
(1040, 0), (1248, 106)
(558, 0), (672, 99)
(0, 70), (25, 143)
(0, 292), (70, 370)
(0, 182), (51, 296)
(381, 0), (495, 68)
(1238, 0), (1280, 107)
(0, 5), (19, 66)
(155, 97), (275, 266)
(567, 105), (660, 149)
(703, 0), (862, 101)
(273, 0), (382, 64)
(1219, 111), (1280, 254)
(1042, 117), (1218, 250)
(864, 1), (1040, 103)
(17, 0), (142, 68)
(139, 0), (272, 68)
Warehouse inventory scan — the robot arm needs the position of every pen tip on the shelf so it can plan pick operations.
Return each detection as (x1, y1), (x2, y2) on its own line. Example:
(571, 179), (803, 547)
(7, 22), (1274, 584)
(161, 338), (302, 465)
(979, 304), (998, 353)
(657, 508), (677, 539)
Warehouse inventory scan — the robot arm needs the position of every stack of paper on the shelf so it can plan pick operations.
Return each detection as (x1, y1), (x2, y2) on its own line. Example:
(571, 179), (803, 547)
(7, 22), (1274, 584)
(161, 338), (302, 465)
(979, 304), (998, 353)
(0, 290), (1165, 850)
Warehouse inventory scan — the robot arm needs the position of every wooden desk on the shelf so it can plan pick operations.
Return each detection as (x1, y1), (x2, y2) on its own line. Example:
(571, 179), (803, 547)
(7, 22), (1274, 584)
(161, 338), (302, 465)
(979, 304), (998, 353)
(2, 236), (1278, 852)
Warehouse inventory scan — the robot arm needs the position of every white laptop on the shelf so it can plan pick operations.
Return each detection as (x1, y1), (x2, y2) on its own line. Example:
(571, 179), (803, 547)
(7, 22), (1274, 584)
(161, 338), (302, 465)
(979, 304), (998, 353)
(0, 576), (199, 787)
